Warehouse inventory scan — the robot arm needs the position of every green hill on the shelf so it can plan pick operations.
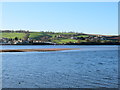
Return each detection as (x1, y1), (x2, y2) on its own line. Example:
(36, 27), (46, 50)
(1, 31), (118, 44)
(2, 33), (26, 39)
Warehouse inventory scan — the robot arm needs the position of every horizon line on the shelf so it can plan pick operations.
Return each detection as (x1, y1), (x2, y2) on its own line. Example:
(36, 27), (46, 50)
(0, 29), (118, 36)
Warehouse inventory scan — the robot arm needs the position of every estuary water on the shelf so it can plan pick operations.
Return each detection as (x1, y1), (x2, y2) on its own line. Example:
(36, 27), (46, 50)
(1, 45), (119, 88)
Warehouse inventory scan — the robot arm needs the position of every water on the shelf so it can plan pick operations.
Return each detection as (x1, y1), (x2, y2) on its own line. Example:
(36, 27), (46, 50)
(1, 45), (119, 88)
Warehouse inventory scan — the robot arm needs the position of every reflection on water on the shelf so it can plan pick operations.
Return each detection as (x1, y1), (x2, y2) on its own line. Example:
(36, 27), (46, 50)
(2, 45), (119, 88)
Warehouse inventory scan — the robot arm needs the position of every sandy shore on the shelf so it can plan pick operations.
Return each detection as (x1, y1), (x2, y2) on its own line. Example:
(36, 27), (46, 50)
(0, 48), (79, 52)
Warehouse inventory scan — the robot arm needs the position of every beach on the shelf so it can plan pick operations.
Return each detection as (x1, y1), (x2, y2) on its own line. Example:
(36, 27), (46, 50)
(0, 48), (79, 52)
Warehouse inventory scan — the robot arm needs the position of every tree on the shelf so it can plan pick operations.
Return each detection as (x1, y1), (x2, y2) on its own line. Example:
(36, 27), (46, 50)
(15, 37), (18, 41)
(77, 40), (81, 43)
(23, 32), (30, 41)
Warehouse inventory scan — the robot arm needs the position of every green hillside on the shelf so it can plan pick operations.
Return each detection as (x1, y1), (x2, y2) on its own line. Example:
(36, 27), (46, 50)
(1, 32), (51, 39)
(1, 31), (118, 44)
(2, 33), (26, 39)
(53, 39), (78, 44)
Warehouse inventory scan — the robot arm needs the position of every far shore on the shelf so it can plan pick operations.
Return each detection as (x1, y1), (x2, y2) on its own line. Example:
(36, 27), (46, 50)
(0, 48), (79, 52)
(1, 42), (120, 45)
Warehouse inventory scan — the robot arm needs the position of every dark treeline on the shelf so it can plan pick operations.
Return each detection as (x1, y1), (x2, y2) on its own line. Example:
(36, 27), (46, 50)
(0, 30), (29, 33)
(0, 30), (83, 34)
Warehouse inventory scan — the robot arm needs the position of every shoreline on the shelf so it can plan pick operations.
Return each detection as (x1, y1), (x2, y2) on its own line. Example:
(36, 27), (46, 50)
(1, 42), (120, 45)
(0, 48), (79, 52)
(0, 43), (120, 46)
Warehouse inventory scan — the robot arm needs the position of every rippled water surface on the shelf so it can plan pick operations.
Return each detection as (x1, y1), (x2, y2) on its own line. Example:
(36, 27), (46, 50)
(1, 45), (119, 88)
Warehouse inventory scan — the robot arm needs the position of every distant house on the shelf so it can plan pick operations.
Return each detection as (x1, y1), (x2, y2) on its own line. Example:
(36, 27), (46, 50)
(71, 37), (77, 39)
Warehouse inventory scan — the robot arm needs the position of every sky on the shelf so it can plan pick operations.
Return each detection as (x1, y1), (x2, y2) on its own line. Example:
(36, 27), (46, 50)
(1, 2), (118, 35)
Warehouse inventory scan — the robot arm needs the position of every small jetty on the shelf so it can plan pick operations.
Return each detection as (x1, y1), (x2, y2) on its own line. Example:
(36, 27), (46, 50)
(0, 48), (79, 52)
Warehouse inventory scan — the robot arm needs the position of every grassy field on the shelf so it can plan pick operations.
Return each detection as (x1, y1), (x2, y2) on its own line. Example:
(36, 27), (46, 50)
(2, 32), (52, 39)
(29, 32), (42, 38)
(2, 33), (26, 39)
(76, 35), (89, 37)
(1, 32), (88, 38)
(53, 39), (78, 44)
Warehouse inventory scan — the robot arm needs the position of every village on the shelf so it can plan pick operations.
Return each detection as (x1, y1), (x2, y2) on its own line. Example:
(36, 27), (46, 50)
(0, 30), (119, 45)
